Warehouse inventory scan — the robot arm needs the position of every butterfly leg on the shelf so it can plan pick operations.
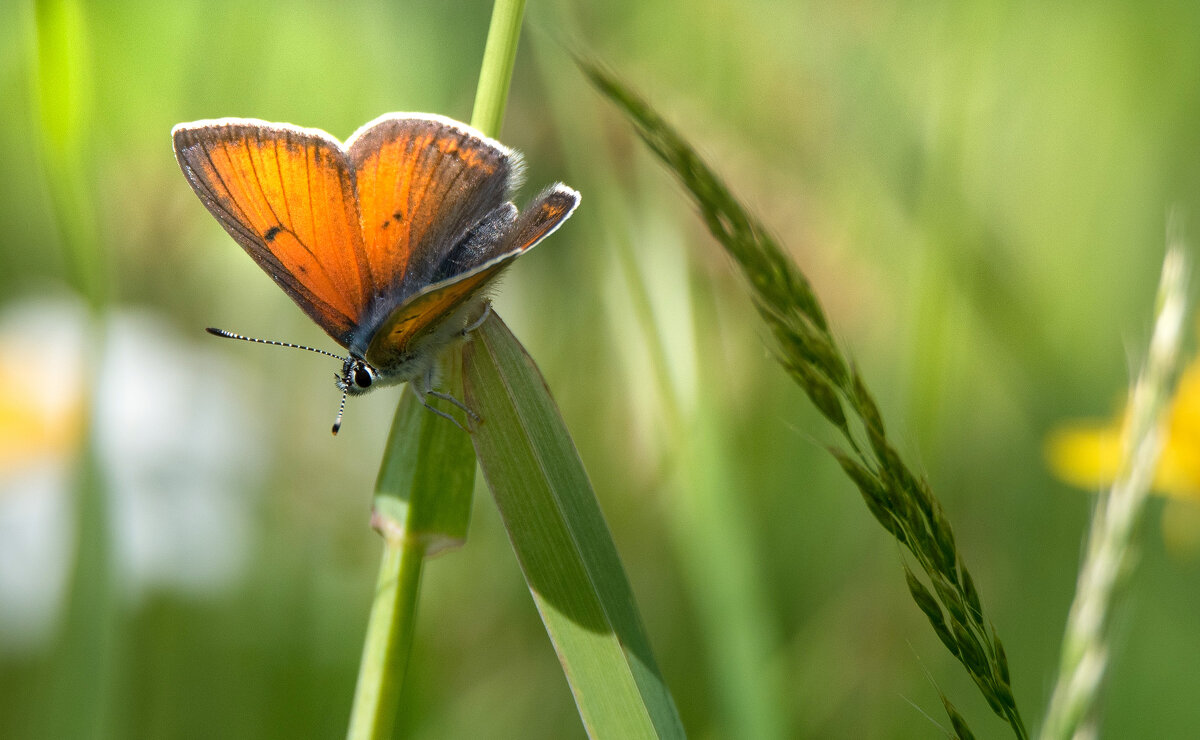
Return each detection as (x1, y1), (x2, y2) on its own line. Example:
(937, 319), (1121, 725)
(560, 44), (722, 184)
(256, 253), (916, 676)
(461, 302), (492, 336)
(426, 389), (480, 422)
(413, 369), (479, 430)
(412, 383), (467, 431)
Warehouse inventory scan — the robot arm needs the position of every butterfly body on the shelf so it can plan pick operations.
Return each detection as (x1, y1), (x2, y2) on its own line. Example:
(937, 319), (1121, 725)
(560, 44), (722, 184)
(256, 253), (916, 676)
(172, 113), (579, 426)
(336, 288), (485, 398)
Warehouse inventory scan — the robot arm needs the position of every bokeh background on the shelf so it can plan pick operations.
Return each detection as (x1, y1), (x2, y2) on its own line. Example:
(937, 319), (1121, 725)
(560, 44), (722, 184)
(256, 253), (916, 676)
(3, 0), (1200, 737)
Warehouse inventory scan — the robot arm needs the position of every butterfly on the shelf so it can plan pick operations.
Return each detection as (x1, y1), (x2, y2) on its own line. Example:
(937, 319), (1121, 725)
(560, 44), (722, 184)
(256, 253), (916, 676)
(172, 113), (579, 433)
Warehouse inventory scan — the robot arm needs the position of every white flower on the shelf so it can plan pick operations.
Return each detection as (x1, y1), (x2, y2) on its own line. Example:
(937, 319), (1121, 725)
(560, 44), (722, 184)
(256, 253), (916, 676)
(0, 293), (264, 654)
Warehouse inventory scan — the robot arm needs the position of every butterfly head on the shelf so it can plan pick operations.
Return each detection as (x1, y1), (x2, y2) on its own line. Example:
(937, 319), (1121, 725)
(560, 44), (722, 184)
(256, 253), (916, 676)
(337, 356), (379, 397)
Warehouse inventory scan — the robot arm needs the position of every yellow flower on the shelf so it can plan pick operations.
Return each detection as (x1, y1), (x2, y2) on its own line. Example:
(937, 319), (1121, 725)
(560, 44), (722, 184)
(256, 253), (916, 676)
(1047, 359), (1200, 500)
(0, 336), (85, 472)
(1047, 354), (1200, 554)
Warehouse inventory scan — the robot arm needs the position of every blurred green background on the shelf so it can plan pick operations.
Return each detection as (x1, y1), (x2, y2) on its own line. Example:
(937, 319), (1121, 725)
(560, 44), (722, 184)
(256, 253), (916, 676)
(3, 0), (1200, 737)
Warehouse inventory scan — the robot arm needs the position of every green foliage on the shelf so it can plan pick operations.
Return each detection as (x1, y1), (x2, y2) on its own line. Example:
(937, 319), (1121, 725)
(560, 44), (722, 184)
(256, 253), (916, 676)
(8, 1), (1200, 737)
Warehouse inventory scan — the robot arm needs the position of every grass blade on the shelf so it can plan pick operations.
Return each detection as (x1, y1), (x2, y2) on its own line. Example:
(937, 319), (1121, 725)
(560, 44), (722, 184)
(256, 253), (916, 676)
(464, 312), (685, 739)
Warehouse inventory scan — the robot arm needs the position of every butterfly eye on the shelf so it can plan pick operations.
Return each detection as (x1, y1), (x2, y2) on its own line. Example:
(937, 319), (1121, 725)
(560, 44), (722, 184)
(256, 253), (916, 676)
(354, 366), (374, 388)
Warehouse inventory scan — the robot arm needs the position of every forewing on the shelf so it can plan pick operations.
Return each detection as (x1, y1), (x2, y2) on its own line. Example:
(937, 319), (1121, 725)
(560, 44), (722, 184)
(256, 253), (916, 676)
(364, 184), (580, 369)
(172, 119), (373, 346)
(346, 114), (516, 298)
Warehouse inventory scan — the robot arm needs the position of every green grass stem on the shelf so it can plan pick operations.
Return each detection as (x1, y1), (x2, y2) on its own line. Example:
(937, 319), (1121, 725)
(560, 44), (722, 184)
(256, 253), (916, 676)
(1039, 244), (1190, 739)
(346, 0), (527, 735)
(470, 0), (527, 139)
(346, 535), (425, 740)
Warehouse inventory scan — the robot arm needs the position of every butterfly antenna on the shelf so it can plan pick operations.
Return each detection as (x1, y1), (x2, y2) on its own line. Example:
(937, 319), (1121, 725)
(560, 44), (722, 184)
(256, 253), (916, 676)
(205, 327), (345, 360)
(332, 387), (348, 436)
(208, 327), (354, 436)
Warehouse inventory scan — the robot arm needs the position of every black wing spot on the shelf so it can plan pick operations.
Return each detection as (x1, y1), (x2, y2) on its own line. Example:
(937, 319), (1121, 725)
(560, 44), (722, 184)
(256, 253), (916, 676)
(381, 220), (391, 230)
(392, 210), (404, 222)
(264, 225), (282, 242)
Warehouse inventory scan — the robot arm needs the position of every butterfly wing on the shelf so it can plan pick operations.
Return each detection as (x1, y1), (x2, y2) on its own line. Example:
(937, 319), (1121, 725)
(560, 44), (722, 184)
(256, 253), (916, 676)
(173, 119), (373, 347)
(364, 184), (580, 372)
(346, 114), (517, 311)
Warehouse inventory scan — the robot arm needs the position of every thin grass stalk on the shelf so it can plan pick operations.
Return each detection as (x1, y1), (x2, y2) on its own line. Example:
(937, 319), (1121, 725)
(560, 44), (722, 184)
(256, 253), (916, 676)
(346, 537), (425, 740)
(345, 2), (527, 737)
(1039, 244), (1190, 740)
(470, 0), (527, 140)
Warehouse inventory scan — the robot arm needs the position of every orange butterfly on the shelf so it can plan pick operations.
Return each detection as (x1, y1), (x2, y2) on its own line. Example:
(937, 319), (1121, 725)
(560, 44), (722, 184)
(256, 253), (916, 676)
(172, 113), (579, 433)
